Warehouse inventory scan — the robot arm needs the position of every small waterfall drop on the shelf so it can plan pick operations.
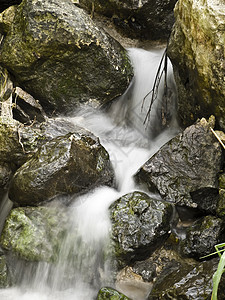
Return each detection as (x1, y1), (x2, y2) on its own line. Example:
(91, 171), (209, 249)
(0, 48), (179, 300)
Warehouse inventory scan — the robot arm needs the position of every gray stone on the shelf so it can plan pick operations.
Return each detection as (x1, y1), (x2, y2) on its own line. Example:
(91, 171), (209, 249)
(78, 0), (177, 40)
(135, 117), (222, 212)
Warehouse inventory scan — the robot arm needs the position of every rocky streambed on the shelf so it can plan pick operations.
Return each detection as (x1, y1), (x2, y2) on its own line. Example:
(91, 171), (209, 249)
(0, 0), (225, 299)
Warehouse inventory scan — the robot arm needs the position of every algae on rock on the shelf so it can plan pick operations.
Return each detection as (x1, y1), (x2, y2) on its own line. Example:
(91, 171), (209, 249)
(168, 0), (225, 130)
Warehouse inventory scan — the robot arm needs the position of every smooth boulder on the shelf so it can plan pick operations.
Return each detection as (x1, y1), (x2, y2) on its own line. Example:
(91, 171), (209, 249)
(168, 0), (225, 130)
(0, 0), (133, 115)
(135, 117), (222, 211)
(9, 131), (114, 205)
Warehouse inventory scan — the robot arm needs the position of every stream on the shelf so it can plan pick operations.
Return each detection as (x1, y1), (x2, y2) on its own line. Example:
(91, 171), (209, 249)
(0, 47), (179, 300)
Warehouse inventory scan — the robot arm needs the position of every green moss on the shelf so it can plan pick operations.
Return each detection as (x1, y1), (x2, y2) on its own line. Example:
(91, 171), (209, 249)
(0, 207), (67, 262)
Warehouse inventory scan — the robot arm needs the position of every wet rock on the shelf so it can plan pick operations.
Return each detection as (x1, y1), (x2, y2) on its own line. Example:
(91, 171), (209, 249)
(0, 1), (21, 14)
(0, 0), (133, 116)
(0, 67), (14, 120)
(0, 248), (11, 288)
(0, 117), (48, 167)
(0, 164), (12, 200)
(109, 191), (173, 268)
(216, 189), (225, 219)
(167, 0), (225, 130)
(0, 206), (67, 262)
(78, 0), (177, 41)
(180, 215), (225, 259)
(148, 258), (224, 300)
(9, 132), (114, 206)
(12, 87), (46, 124)
(132, 260), (156, 282)
(135, 117), (222, 212)
(97, 287), (131, 300)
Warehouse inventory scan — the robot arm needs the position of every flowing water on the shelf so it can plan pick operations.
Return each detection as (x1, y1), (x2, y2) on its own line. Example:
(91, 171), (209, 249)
(0, 48), (179, 300)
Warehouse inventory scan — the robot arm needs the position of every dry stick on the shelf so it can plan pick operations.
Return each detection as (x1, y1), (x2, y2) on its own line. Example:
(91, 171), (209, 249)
(143, 49), (167, 125)
(210, 127), (225, 150)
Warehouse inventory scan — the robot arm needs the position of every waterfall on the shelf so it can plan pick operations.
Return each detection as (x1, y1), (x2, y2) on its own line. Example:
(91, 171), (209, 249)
(0, 48), (178, 300)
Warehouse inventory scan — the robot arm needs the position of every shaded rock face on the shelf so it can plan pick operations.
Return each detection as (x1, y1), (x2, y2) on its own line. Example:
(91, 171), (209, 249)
(109, 191), (173, 268)
(0, 0), (21, 13)
(180, 215), (225, 259)
(9, 131), (114, 206)
(0, 206), (67, 262)
(167, 0), (225, 130)
(0, 0), (133, 116)
(148, 258), (223, 300)
(79, 0), (177, 40)
(135, 118), (222, 212)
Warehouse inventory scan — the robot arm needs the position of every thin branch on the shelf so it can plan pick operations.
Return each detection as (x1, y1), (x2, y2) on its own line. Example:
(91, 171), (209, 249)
(210, 127), (225, 150)
(142, 48), (167, 125)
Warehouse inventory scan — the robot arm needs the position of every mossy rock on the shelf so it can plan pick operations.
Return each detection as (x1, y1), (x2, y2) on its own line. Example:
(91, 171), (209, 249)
(97, 287), (131, 300)
(0, 206), (67, 262)
(109, 191), (173, 268)
(167, 0), (225, 130)
(9, 131), (114, 205)
(0, 0), (133, 115)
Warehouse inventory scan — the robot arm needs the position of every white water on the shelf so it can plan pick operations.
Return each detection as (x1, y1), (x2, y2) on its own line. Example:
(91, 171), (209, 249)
(0, 48), (178, 300)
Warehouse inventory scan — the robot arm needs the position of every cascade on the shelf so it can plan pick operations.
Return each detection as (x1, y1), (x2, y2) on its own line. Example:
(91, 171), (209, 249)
(0, 48), (178, 300)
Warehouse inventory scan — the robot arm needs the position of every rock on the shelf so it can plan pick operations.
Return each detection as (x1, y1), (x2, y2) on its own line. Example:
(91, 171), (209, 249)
(180, 215), (225, 259)
(0, 6), (17, 34)
(0, 1), (21, 14)
(149, 258), (224, 300)
(115, 266), (152, 300)
(109, 191), (173, 268)
(78, 0), (177, 41)
(216, 189), (225, 219)
(97, 287), (131, 300)
(9, 131), (114, 205)
(0, 67), (14, 120)
(167, 0), (225, 130)
(0, 117), (48, 167)
(132, 260), (156, 282)
(0, 163), (12, 200)
(0, 206), (67, 262)
(12, 87), (46, 124)
(0, 0), (133, 116)
(135, 117), (222, 212)
(0, 248), (11, 288)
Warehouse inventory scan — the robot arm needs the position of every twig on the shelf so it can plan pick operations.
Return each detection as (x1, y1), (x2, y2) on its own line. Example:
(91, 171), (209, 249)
(210, 127), (225, 150)
(142, 48), (167, 125)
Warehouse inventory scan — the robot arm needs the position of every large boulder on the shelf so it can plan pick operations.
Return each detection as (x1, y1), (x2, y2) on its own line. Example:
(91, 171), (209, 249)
(167, 0), (225, 130)
(78, 0), (177, 40)
(0, 0), (133, 116)
(109, 191), (173, 268)
(135, 117), (223, 212)
(0, 206), (67, 262)
(9, 131), (114, 206)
